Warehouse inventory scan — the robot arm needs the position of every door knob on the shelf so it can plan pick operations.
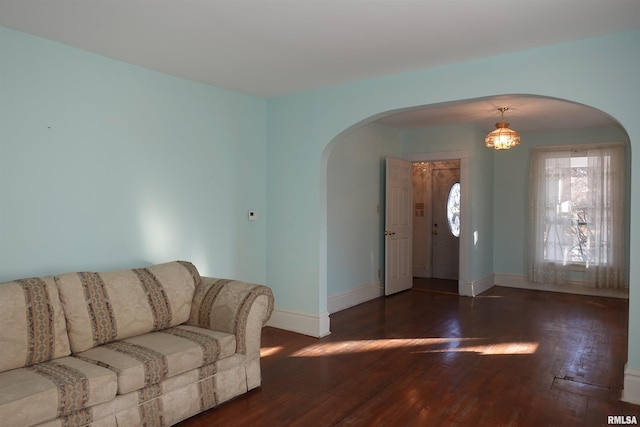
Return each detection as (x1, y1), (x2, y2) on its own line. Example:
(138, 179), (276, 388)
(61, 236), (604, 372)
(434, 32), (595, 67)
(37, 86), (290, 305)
(385, 231), (396, 236)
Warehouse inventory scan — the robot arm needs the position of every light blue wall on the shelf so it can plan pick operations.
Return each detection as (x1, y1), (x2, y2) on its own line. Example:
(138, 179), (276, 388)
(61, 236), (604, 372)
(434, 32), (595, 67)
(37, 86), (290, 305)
(0, 27), (268, 283)
(267, 30), (640, 365)
(2, 25), (640, 371)
(326, 123), (401, 296)
(493, 126), (630, 277)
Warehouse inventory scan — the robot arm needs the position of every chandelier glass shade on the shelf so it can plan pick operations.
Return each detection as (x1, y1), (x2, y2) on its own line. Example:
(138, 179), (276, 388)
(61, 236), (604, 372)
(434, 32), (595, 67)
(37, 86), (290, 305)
(485, 107), (520, 150)
(412, 162), (430, 172)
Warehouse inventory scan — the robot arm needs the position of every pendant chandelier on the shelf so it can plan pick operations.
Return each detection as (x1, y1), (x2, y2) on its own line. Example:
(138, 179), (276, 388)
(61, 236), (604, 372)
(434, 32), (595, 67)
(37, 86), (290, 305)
(485, 107), (520, 150)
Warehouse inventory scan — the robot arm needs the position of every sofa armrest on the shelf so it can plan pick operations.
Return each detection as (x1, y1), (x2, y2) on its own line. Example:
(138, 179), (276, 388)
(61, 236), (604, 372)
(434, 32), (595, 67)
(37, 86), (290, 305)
(188, 277), (274, 358)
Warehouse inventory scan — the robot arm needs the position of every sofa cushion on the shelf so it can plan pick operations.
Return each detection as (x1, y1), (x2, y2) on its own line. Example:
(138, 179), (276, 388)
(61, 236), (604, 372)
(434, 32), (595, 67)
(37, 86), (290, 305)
(55, 261), (201, 353)
(0, 356), (117, 427)
(0, 276), (71, 372)
(74, 325), (236, 394)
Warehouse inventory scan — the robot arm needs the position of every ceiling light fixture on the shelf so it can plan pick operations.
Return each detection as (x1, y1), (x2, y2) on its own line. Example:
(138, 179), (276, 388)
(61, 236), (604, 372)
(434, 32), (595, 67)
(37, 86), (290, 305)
(413, 162), (430, 172)
(485, 107), (520, 150)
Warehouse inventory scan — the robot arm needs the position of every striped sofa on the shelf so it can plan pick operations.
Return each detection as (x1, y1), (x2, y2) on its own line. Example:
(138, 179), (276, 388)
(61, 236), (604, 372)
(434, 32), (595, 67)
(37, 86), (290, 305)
(0, 261), (274, 427)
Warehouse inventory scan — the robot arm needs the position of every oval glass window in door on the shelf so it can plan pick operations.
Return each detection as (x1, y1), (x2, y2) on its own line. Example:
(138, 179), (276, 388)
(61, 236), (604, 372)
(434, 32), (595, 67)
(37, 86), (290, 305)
(447, 182), (461, 237)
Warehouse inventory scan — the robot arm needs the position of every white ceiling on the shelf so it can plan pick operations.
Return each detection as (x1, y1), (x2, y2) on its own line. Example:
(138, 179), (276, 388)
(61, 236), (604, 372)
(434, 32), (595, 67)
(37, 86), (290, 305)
(2, 0), (639, 131)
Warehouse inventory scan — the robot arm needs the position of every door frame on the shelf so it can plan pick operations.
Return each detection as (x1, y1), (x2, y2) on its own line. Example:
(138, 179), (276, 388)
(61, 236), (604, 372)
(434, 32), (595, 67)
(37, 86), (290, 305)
(403, 150), (470, 296)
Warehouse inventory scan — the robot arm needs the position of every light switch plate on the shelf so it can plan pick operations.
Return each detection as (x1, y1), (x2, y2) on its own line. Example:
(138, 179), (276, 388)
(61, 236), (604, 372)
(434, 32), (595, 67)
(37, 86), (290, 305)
(248, 210), (257, 221)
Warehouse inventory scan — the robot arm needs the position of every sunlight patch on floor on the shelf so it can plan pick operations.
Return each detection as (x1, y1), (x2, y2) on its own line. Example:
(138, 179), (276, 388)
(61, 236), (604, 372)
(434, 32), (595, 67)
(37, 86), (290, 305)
(415, 341), (539, 355)
(261, 346), (284, 357)
(290, 338), (471, 356)
(288, 337), (538, 357)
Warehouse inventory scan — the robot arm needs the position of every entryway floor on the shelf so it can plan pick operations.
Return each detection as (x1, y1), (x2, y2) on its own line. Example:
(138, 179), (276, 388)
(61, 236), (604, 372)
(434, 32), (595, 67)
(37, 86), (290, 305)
(413, 276), (458, 295)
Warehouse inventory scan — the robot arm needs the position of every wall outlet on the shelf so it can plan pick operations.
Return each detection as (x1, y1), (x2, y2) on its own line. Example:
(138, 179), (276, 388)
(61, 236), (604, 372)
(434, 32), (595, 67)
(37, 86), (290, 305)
(248, 211), (257, 221)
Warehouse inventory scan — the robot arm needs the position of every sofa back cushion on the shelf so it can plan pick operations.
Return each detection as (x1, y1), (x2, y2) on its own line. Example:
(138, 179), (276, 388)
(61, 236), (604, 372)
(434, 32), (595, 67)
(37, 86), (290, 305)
(0, 276), (71, 372)
(55, 261), (200, 353)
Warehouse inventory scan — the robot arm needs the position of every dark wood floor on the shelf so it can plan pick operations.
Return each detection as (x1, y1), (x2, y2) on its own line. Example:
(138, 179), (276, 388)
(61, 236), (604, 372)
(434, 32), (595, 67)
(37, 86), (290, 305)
(179, 281), (640, 426)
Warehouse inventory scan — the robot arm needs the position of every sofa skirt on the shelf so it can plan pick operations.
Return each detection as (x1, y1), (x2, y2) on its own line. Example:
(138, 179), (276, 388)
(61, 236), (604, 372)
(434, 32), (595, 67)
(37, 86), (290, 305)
(33, 357), (261, 427)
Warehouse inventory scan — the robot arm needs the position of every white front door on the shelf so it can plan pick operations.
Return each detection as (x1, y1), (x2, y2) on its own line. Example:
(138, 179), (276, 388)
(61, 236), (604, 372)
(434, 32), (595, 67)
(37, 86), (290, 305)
(385, 157), (413, 295)
(431, 165), (460, 280)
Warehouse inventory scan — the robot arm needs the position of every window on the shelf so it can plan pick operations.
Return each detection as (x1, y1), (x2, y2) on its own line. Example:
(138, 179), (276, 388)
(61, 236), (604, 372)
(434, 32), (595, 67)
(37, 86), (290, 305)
(447, 182), (460, 237)
(541, 155), (596, 265)
(529, 143), (626, 289)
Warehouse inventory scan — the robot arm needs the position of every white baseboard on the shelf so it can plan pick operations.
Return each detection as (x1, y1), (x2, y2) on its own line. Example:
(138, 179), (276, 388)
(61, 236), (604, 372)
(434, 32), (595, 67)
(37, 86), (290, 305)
(465, 274), (495, 296)
(493, 274), (530, 289)
(327, 281), (383, 314)
(266, 307), (331, 338)
(623, 364), (640, 404)
(494, 273), (629, 299)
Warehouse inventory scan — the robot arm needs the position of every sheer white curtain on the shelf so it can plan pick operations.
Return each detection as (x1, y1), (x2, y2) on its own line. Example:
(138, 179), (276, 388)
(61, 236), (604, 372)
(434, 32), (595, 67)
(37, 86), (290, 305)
(528, 143), (626, 289)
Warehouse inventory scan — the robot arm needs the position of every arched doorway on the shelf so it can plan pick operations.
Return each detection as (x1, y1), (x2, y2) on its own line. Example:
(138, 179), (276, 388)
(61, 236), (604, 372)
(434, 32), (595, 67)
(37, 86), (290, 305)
(325, 94), (628, 312)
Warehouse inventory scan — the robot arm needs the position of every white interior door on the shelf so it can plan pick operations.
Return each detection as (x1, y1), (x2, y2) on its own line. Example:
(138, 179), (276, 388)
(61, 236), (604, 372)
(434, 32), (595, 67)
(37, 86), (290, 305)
(385, 157), (413, 295)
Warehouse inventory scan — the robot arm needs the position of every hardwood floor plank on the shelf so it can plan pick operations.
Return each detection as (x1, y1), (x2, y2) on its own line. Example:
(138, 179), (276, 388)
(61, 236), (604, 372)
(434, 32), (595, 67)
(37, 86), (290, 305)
(179, 284), (640, 426)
